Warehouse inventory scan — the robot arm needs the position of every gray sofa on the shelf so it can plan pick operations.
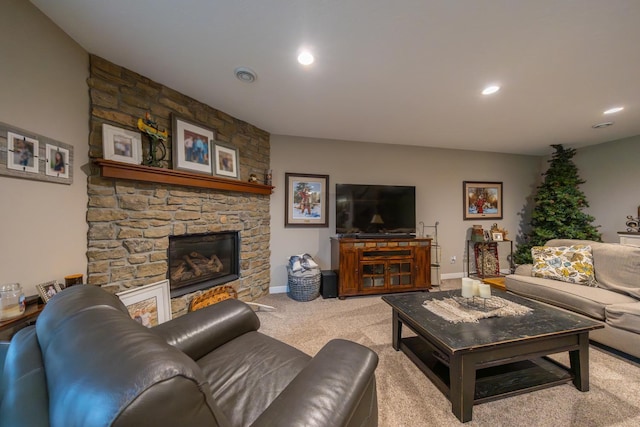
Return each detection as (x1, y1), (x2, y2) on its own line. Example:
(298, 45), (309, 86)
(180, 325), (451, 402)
(0, 285), (378, 427)
(505, 239), (640, 359)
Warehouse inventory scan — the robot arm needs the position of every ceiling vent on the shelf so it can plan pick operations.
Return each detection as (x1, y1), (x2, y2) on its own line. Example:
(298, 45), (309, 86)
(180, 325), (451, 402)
(234, 67), (257, 83)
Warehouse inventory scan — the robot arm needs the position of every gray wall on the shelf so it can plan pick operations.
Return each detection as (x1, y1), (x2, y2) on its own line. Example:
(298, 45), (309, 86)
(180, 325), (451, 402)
(573, 135), (640, 243)
(269, 135), (541, 291)
(0, 0), (89, 296)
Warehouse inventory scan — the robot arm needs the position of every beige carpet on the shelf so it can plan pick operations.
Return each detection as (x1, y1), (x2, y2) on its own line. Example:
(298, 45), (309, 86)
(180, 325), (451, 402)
(254, 280), (640, 426)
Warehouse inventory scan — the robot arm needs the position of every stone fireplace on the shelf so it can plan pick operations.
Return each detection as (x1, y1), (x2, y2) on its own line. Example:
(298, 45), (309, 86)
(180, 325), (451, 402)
(86, 55), (271, 317)
(168, 231), (240, 297)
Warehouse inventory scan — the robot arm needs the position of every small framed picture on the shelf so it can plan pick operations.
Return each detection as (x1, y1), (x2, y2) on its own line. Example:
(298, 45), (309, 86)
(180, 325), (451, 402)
(285, 172), (330, 227)
(7, 132), (39, 173)
(116, 280), (172, 327)
(492, 232), (504, 241)
(45, 144), (70, 178)
(37, 280), (62, 303)
(213, 143), (239, 179)
(172, 115), (214, 175)
(102, 124), (142, 165)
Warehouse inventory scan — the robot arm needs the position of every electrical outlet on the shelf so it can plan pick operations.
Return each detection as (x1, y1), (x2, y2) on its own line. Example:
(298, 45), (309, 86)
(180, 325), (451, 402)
(450, 256), (456, 264)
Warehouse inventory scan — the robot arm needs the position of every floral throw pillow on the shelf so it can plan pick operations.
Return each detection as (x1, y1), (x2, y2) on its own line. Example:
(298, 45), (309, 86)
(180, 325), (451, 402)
(531, 245), (596, 285)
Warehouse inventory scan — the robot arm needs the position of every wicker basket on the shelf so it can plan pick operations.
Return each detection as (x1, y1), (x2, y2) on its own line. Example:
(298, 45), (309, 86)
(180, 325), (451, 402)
(287, 267), (320, 302)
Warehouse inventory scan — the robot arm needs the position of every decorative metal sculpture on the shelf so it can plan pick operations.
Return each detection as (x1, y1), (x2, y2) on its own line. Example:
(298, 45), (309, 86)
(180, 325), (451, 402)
(137, 113), (168, 167)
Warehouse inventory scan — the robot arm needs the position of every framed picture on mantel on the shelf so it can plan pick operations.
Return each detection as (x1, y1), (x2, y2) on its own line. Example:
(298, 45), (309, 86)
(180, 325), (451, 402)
(172, 115), (214, 175)
(463, 181), (503, 220)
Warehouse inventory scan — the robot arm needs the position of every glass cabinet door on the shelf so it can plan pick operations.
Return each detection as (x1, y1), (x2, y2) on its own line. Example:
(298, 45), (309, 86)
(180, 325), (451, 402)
(388, 261), (412, 287)
(361, 262), (385, 289)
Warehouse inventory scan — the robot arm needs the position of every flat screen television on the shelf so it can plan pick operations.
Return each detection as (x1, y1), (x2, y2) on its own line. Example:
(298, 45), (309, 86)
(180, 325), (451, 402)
(336, 184), (416, 237)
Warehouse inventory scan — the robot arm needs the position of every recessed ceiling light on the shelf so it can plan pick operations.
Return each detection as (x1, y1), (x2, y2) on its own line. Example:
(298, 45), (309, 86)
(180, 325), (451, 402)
(234, 67), (257, 83)
(297, 51), (314, 66)
(592, 121), (614, 129)
(482, 85), (500, 95)
(603, 106), (624, 115)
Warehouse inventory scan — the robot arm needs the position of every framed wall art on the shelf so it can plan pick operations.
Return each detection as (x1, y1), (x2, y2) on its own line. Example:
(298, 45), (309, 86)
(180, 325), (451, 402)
(285, 172), (329, 227)
(102, 124), (142, 165)
(1, 121), (74, 185)
(172, 115), (214, 175)
(463, 181), (503, 220)
(36, 280), (61, 303)
(45, 144), (70, 178)
(7, 131), (39, 174)
(213, 143), (239, 179)
(116, 279), (172, 327)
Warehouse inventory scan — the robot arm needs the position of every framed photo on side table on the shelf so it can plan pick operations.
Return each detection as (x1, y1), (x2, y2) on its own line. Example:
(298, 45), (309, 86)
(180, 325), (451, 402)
(172, 115), (214, 175)
(463, 181), (503, 220)
(102, 124), (142, 165)
(116, 280), (172, 327)
(37, 280), (61, 303)
(492, 232), (504, 241)
(285, 172), (329, 227)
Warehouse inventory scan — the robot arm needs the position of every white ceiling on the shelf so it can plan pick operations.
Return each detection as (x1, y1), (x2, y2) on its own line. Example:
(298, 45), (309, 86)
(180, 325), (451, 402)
(31, 0), (640, 156)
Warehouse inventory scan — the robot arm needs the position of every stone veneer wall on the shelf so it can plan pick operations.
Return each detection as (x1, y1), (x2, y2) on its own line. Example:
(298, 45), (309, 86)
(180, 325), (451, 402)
(86, 55), (271, 317)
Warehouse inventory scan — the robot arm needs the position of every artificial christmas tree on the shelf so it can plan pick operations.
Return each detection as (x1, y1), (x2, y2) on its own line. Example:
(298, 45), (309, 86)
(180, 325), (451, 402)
(514, 144), (601, 265)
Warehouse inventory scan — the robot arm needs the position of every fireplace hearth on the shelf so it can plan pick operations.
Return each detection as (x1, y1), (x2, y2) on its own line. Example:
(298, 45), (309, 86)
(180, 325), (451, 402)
(168, 231), (240, 297)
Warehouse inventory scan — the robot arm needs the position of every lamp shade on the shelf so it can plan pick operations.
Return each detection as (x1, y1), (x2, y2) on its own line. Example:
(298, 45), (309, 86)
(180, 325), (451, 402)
(370, 214), (384, 224)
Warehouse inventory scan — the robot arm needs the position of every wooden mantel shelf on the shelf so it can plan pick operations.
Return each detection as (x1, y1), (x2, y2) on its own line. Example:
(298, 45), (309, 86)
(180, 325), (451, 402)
(95, 159), (274, 195)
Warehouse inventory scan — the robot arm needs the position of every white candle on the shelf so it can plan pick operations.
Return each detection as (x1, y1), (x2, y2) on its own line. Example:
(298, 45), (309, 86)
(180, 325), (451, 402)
(472, 280), (481, 297)
(479, 284), (492, 298)
(461, 280), (474, 298)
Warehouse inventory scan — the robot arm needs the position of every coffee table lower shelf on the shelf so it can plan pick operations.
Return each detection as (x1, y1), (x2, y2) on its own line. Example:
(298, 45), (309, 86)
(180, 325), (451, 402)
(402, 336), (574, 405)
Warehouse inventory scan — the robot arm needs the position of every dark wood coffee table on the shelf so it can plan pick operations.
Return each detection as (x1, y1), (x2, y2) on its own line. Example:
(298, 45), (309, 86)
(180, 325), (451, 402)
(382, 290), (603, 423)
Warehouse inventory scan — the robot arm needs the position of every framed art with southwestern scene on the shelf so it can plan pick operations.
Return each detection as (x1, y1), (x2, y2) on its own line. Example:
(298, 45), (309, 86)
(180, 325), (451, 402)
(463, 181), (503, 220)
(116, 279), (172, 327)
(285, 172), (329, 227)
(213, 143), (239, 179)
(172, 115), (214, 175)
(102, 124), (142, 165)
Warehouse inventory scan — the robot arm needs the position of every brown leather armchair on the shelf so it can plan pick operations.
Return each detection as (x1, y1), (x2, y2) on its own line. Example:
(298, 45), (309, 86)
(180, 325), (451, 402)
(0, 285), (378, 426)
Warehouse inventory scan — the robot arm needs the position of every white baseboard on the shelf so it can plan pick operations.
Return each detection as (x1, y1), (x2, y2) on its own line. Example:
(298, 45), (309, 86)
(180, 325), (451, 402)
(441, 272), (464, 280)
(270, 285), (287, 294)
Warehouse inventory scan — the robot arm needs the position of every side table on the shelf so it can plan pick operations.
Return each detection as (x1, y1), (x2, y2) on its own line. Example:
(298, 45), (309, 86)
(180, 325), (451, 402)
(0, 302), (44, 341)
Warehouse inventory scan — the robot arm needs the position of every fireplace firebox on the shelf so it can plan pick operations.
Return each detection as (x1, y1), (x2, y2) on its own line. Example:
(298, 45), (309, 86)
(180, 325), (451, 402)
(168, 231), (240, 297)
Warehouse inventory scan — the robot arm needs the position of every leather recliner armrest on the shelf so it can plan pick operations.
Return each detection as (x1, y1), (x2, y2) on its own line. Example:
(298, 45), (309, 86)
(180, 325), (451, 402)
(152, 298), (260, 361)
(251, 339), (379, 427)
(0, 341), (9, 380)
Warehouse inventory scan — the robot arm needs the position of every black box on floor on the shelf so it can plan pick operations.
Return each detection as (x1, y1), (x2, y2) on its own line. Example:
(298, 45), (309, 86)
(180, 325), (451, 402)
(320, 270), (338, 298)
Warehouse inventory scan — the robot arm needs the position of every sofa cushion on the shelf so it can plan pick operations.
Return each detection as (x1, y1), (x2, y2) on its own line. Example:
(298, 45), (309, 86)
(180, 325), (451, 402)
(198, 330), (311, 427)
(546, 239), (640, 298)
(605, 302), (640, 334)
(531, 244), (595, 285)
(505, 273), (637, 320)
